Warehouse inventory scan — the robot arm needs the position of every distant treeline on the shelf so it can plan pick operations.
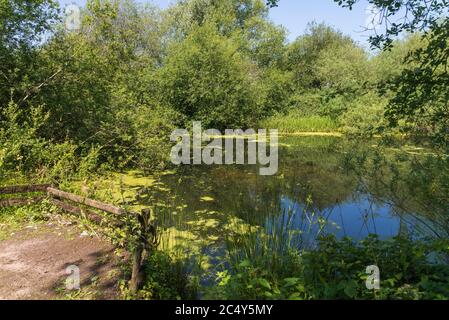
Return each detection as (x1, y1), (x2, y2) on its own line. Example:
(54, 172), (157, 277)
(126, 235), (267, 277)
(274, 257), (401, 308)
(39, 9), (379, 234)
(0, 0), (447, 181)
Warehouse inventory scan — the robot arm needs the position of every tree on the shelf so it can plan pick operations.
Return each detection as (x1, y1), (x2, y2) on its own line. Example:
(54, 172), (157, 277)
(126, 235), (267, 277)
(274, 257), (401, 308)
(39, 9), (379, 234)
(370, 34), (424, 85)
(285, 23), (356, 89)
(334, 0), (448, 49)
(285, 23), (369, 118)
(158, 22), (262, 129)
(316, 41), (368, 93)
(0, 0), (59, 117)
(265, 0), (278, 7)
(163, 0), (286, 66)
(334, 0), (449, 146)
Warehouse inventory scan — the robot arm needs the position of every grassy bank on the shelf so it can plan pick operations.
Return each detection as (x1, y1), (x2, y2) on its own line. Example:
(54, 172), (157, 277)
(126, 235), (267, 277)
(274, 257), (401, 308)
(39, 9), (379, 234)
(260, 115), (339, 133)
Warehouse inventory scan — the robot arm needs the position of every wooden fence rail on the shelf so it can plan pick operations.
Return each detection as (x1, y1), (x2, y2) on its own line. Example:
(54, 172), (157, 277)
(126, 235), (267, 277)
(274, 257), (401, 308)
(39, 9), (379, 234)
(0, 184), (52, 194)
(47, 187), (126, 216)
(0, 196), (46, 208)
(49, 198), (105, 225)
(0, 184), (125, 215)
(0, 184), (51, 208)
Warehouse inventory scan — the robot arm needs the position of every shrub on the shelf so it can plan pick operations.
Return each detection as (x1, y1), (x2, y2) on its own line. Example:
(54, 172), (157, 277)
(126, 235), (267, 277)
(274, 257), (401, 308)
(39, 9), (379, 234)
(132, 105), (179, 173)
(158, 22), (263, 130)
(216, 234), (449, 300)
(340, 93), (387, 135)
(0, 102), (100, 183)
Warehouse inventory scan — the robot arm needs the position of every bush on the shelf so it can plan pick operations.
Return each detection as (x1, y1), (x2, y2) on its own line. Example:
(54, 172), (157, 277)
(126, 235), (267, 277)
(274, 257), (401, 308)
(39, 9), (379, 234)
(158, 22), (263, 130)
(121, 251), (198, 300)
(340, 93), (387, 135)
(215, 235), (449, 300)
(0, 102), (100, 183)
(132, 105), (179, 173)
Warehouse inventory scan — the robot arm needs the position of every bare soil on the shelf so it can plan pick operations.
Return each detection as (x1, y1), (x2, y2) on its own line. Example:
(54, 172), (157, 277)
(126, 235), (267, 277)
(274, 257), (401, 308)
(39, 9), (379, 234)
(0, 222), (122, 300)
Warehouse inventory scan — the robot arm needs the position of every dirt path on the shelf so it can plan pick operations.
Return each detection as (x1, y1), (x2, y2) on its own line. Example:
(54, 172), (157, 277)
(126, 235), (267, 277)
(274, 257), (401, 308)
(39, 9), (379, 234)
(0, 222), (121, 300)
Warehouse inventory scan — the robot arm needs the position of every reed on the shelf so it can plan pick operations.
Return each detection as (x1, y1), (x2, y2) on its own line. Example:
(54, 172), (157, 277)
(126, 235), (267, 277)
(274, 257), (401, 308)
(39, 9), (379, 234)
(260, 115), (338, 133)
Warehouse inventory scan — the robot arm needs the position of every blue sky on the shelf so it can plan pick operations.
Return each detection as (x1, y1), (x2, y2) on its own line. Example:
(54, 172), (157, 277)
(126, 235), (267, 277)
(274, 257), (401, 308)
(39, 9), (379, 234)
(59, 0), (376, 46)
(268, 0), (374, 45)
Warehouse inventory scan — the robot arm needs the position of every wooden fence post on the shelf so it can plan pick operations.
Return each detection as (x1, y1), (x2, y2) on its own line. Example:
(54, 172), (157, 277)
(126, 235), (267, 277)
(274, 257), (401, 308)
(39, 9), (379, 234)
(129, 241), (145, 294)
(129, 208), (158, 294)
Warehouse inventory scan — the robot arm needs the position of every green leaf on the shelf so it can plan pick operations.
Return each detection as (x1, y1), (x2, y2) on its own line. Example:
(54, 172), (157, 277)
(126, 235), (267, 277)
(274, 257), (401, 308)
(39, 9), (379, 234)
(258, 278), (272, 290)
(239, 259), (251, 268)
(344, 280), (358, 298)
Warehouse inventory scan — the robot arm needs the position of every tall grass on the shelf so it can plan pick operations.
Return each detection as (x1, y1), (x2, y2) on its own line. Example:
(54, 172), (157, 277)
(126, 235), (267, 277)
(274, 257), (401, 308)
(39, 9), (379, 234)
(223, 195), (326, 276)
(225, 211), (299, 276)
(260, 115), (339, 133)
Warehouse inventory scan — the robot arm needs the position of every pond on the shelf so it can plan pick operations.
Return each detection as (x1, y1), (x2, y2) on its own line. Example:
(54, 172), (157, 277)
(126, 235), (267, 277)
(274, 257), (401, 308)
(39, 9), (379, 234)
(100, 135), (448, 278)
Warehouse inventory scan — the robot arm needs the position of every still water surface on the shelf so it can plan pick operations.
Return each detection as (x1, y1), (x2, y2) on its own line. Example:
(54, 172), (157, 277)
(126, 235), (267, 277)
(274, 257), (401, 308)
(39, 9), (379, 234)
(113, 136), (448, 258)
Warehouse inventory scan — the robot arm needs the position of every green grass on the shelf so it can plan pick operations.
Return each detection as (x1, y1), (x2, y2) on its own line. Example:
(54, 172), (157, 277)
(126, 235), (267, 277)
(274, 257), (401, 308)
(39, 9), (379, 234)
(0, 202), (53, 240)
(260, 115), (339, 133)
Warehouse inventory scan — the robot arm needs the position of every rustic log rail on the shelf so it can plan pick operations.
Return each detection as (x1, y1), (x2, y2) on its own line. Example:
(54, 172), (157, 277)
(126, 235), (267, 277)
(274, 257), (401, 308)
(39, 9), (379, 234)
(47, 187), (126, 216)
(49, 197), (105, 225)
(0, 184), (52, 194)
(0, 196), (46, 208)
(0, 183), (155, 293)
(0, 184), (51, 208)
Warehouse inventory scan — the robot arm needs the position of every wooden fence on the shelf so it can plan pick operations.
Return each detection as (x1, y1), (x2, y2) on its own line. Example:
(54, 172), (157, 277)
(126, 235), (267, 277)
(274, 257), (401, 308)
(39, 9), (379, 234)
(0, 183), (155, 293)
(0, 184), (51, 207)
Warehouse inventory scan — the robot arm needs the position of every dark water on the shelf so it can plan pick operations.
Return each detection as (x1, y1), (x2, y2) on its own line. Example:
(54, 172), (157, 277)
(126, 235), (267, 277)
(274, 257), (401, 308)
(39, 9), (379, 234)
(127, 136), (448, 254)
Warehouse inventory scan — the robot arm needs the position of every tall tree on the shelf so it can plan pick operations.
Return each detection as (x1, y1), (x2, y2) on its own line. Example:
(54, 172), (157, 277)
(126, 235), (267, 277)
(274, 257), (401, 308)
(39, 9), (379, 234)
(158, 22), (262, 129)
(0, 0), (58, 116)
(284, 23), (369, 118)
(334, 0), (449, 146)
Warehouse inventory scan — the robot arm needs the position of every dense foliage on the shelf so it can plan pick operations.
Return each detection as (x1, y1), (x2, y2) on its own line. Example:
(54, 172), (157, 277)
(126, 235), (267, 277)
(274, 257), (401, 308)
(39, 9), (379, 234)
(334, 0), (449, 146)
(1, 0), (447, 184)
(215, 235), (449, 300)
